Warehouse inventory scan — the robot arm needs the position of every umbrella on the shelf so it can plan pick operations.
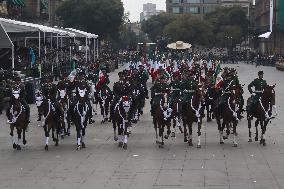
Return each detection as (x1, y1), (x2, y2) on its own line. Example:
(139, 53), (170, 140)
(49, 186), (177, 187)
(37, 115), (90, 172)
(167, 41), (192, 50)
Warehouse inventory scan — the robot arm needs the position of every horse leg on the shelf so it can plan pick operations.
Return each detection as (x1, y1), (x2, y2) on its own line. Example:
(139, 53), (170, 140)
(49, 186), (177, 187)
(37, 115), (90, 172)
(158, 124), (164, 148)
(154, 120), (159, 144)
(123, 126), (128, 150)
(260, 121), (267, 146)
(255, 119), (259, 141)
(197, 122), (202, 148)
(76, 126), (81, 150)
(22, 125), (27, 145)
(248, 118), (252, 142)
(10, 126), (17, 149)
(16, 128), (22, 150)
(233, 121), (238, 147)
(222, 121), (228, 140)
(55, 125), (59, 146)
(218, 117), (224, 144)
(81, 128), (86, 148)
(171, 117), (176, 138)
(183, 120), (188, 142)
(44, 126), (50, 151)
(206, 104), (211, 122)
(118, 125), (123, 147)
(104, 102), (109, 121)
(188, 123), (193, 146)
(113, 121), (118, 141)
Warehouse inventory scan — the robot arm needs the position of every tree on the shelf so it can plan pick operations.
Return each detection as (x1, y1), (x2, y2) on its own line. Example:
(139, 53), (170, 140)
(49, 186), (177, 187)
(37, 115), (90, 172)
(56, 0), (124, 39)
(163, 16), (214, 47)
(141, 13), (177, 41)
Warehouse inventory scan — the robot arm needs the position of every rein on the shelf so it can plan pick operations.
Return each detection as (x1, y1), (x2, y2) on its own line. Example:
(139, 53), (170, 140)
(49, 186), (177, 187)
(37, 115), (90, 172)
(190, 96), (202, 123)
(259, 97), (272, 121)
(227, 97), (239, 121)
(10, 103), (23, 123)
(74, 101), (88, 129)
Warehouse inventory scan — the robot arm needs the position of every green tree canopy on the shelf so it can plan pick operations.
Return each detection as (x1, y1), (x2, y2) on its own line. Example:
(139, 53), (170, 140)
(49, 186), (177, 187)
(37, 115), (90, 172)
(56, 0), (124, 39)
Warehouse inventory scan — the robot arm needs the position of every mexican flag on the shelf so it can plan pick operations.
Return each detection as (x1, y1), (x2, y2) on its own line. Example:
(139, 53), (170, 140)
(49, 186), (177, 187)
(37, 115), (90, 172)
(214, 63), (222, 77)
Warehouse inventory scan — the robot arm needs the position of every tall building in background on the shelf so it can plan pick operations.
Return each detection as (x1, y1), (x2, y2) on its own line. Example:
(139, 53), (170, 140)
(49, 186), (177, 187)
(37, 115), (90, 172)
(166, 0), (221, 20)
(166, 0), (252, 19)
(140, 3), (162, 22)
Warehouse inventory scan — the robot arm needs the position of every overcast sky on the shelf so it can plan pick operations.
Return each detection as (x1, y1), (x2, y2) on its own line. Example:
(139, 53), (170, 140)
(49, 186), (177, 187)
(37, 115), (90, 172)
(121, 0), (166, 22)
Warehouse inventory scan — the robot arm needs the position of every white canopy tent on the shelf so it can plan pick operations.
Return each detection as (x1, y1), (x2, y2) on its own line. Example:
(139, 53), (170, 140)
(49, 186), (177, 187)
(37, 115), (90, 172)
(0, 23), (15, 69)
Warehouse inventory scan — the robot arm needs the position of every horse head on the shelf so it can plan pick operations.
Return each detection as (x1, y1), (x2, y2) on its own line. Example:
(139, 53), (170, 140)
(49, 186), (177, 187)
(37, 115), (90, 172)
(262, 84), (275, 102)
(77, 85), (87, 98)
(12, 85), (21, 100)
(121, 96), (131, 113)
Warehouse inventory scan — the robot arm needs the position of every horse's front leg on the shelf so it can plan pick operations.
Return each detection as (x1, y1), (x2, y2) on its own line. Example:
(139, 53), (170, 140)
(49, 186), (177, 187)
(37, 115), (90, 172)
(16, 128), (22, 150)
(113, 120), (118, 141)
(76, 125), (82, 150)
(260, 120), (267, 146)
(81, 127), (86, 148)
(197, 121), (202, 148)
(123, 124), (128, 150)
(233, 121), (238, 147)
(222, 121), (229, 140)
(217, 117), (224, 144)
(22, 125), (27, 145)
(183, 119), (188, 143)
(44, 126), (51, 151)
(158, 124), (164, 148)
(188, 122), (193, 146)
(248, 117), (252, 142)
(10, 125), (17, 149)
(255, 119), (259, 141)
(154, 120), (159, 144)
(206, 104), (211, 122)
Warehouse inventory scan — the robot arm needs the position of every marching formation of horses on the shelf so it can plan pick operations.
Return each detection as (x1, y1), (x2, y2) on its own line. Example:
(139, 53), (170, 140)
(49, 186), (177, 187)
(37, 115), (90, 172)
(5, 66), (277, 151)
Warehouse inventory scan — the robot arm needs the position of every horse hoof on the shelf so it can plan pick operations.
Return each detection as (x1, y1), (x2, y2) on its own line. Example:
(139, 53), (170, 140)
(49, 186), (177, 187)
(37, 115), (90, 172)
(156, 140), (160, 144)
(248, 138), (252, 142)
(61, 135), (64, 140)
(197, 145), (201, 148)
(233, 143), (238, 147)
(263, 141), (266, 146)
(118, 142), (123, 148)
(179, 127), (183, 133)
(164, 135), (169, 139)
(23, 140), (27, 145)
(171, 132), (175, 138)
(13, 143), (17, 149)
(55, 142), (59, 147)
(53, 138), (57, 142)
(45, 145), (48, 151)
(223, 136), (228, 140)
(82, 142), (86, 148)
(114, 136), (118, 141)
(188, 141), (193, 146)
(220, 141), (224, 144)
(184, 138), (188, 143)
(128, 131), (132, 135)
(101, 120), (104, 124)
(123, 143), (127, 150)
(161, 142), (164, 145)
(76, 145), (81, 150)
(260, 139), (264, 145)
(17, 145), (21, 150)
(255, 137), (258, 141)
(158, 144), (163, 148)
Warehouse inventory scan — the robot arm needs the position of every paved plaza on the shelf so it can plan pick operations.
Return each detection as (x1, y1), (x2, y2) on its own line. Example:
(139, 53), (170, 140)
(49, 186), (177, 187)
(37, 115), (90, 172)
(0, 63), (284, 189)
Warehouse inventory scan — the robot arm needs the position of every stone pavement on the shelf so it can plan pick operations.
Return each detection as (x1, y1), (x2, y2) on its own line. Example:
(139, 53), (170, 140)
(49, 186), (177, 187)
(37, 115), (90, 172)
(0, 63), (284, 189)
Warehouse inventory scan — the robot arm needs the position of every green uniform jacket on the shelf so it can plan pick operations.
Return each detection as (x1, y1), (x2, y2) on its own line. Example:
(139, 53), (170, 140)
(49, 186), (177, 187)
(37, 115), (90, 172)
(180, 79), (197, 102)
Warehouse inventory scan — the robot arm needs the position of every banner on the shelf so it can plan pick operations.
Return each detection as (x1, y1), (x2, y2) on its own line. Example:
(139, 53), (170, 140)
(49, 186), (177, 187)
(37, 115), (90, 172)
(280, 0), (284, 31)
(269, 0), (273, 32)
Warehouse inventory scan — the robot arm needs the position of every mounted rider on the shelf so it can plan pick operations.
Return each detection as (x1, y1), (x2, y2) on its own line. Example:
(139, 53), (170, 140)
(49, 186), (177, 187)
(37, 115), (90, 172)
(73, 71), (95, 124)
(247, 71), (267, 117)
(150, 76), (169, 117)
(137, 65), (149, 99)
(6, 76), (30, 124)
(41, 75), (63, 121)
(109, 72), (131, 121)
(180, 72), (198, 111)
(168, 72), (181, 108)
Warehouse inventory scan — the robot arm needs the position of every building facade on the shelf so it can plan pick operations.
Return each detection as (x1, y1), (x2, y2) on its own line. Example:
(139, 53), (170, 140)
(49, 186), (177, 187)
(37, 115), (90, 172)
(166, 0), (252, 19)
(253, 0), (283, 55)
(0, 0), (63, 26)
(140, 3), (162, 22)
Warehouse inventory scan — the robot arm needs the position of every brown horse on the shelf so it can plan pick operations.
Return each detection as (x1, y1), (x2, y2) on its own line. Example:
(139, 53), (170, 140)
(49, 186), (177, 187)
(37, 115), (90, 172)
(153, 93), (172, 148)
(112, 95), (132, 150)
(57, 83), (71, 138)
(219, 85), (243, 147)
(7, 85), (28, 150)
(182, 87), (204, 148)
(171, 97), (183, 137)
(39, 98), (60, 151)
(247, 85), (276, 146)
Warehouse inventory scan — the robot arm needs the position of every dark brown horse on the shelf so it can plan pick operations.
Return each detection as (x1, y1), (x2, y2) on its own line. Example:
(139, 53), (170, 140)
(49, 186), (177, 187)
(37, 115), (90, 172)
(70, 84), (91, 150)
(182, 86), (204, 148)
(219, 85), (243, 147)
(153, 93), (172, 148)
(171, 97), (183, 137)
(247, 85), (276, 146)
(7, 85), (28, 150)
(57, 83), (71, 138)
(204, 85), (218, 122)
(39, 98), (60, 151)
(112, 95), (132, 150)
